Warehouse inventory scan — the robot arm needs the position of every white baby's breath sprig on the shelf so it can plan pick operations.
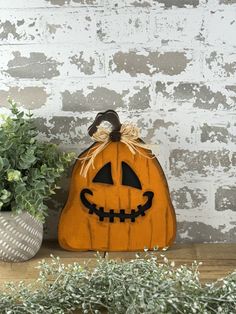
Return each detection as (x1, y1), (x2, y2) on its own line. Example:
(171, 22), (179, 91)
(0, 253), (235, 313)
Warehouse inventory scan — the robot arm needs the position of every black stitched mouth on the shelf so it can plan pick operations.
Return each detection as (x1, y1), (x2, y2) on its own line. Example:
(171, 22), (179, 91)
(80, 188), (154, 223)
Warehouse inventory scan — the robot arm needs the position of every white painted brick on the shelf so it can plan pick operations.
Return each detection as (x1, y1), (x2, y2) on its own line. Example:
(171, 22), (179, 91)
(170, 179), (211, 211)
(0, 0), (102, 8)
(0, 0), (49, 8)
(44, 10), (96, 43)
(104, 0), (202, 8)
(140, 111), (196, 148)
(59, 79), (153, 111)
(107, 48), (202, 80)
(0, 10), (44, 43)
(153, 8), (204, 46)
(204, 9), (236, 47)
(218, 0), (236, 6)
(125, 0), (152, 6)
(196, 115), (236, 150)
(65, 48), (105, 77)
(0, 45), (105, 80)
(153, 0), (201, 8)
(204, 50), (236, 80)
(0, 81), (51, 110)
(68, 0), (103, 6)
(97, 9), (151, 43)
(0, 46), (63, 80)
(103, 0), (152, 7)
(155, 81), (236, 111)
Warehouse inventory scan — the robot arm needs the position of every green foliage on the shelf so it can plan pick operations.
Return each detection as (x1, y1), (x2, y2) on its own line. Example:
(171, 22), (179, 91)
(0, 254), (235, 313)
(0, 99), (75, 221)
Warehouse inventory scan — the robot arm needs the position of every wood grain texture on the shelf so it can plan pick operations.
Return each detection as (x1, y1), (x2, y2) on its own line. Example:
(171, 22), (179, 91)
(0, 241), (235, 286)
(58, 141), (176, 251)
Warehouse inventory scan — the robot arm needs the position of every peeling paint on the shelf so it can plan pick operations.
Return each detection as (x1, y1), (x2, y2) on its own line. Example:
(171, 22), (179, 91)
(0, 20), (22, 40)
(154, 9), (203, 45)
(155, 81), (170, 97)
(62, 87), (128, 111)
(171, 186), (207, 209)
(17, 20), (24, 27)
(156, 82), (234, 110)
(34, 116), (90, 144)
(175, 84), (229, 110)
(172, 82), (199, 99)
(177, 221), (236, 243)
(219, 0), (236, 3)
(129, 86), (151, 109)
(45, 0), (69, 5)
(226, 85), (236, 93)
(154, 0), (199, 8)
(72, 0), (99, 4)
(5, 51), (62, 79)
(142, 116), (184, 146)
(200, 123), (229, 143)
(131, 1), (151, 7)
(232, 152), (236, 166)
(46, 23), (61, 34)
(0, 86), (48, 109)
(46, 11), (94, 43)
(205, 51), (236, 79)
(205, 51), (217, 69)
(96, 21), (106, 41)
(223, 62), (236, 75)
(216, 186), (236, 211)
(98, 14), (150, 43)
(110, 51), (190, 76)
(70, 52), (95, 75)
(194, 86), (229, 110)
(153, 119), (175, 129)
(0, 16), (41, 43)
(169, 149), (232, 176)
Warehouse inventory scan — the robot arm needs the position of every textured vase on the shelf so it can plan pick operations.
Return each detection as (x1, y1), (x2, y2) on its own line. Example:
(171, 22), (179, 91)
(0, 212), (43, 262)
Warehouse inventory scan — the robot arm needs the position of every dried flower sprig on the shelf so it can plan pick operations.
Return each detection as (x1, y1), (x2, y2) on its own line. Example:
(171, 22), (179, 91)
(0, 254), (235, 313)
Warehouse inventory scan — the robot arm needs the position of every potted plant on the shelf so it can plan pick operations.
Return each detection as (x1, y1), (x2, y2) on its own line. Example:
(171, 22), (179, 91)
(0, 100), (74, 262)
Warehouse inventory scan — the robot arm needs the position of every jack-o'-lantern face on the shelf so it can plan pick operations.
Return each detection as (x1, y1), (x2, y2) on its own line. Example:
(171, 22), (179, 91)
(58, 110), (176, 252)
(80, 161), (154, 223)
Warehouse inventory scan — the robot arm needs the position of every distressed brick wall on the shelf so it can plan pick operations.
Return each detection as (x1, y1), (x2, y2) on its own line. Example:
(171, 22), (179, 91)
(0, 0), (235, 242)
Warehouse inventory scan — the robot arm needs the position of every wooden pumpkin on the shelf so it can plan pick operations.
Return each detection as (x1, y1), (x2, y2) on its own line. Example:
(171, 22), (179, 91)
(58, 110), (176, 251)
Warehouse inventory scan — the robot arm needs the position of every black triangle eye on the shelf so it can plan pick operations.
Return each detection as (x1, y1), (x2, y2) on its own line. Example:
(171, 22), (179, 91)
(93, 162), (113, 185)
(122, 162), (142, 190)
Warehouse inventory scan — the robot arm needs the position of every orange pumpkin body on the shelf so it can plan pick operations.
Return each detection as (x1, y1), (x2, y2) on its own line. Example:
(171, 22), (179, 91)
(58, 140), (176, 251)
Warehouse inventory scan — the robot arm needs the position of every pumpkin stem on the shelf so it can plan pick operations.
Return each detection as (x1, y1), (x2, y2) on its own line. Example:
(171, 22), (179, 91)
(88, 110), (122, 139)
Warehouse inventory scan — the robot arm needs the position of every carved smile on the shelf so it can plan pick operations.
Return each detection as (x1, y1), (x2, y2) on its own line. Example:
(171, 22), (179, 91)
(80, 188), (154, 223)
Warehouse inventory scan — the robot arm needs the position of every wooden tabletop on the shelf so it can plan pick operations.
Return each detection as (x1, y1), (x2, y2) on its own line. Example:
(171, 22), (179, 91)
(0, 241), (235, 285)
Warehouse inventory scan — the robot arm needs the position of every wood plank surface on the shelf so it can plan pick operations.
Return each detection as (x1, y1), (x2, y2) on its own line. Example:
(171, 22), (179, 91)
(0, 241), (235, 285)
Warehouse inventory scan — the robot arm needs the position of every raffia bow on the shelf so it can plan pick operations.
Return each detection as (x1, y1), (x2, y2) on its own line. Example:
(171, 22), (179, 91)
(79, 123), (153, 177)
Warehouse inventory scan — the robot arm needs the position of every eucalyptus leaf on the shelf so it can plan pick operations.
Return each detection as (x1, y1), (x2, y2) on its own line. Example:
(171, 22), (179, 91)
(0, 157), (3, 171)
(0, 189), (11, 202)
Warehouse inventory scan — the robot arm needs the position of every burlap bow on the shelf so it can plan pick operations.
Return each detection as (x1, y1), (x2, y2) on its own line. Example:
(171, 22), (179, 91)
(79, 123), (154, 177)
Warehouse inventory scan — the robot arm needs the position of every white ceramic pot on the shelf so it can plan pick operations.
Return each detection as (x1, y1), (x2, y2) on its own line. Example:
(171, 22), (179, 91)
(0, 212), (43, 262)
